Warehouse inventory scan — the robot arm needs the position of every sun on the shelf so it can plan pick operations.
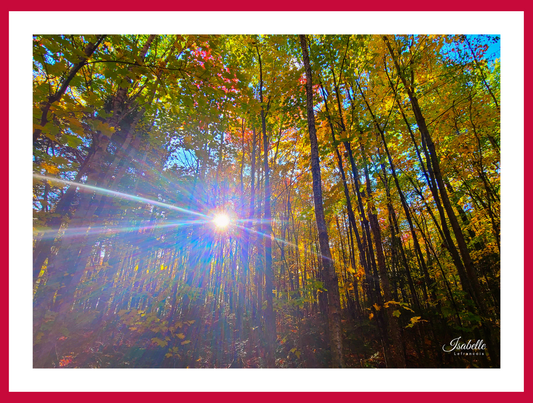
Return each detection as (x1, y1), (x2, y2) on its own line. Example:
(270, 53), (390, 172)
(212, 213), (231, 229)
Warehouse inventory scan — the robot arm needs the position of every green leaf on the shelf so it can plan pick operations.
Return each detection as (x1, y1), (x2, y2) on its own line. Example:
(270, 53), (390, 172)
(63, 133), (83, 148)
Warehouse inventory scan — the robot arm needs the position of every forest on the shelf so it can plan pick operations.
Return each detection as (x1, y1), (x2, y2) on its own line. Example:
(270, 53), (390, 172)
(32, 34), (500, 368)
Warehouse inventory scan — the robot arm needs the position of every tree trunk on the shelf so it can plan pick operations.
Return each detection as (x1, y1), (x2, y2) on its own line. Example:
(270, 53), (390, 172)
(359, 137), (406, 368)
(256, 47), (276, 367)
(299, 35), (344, 368)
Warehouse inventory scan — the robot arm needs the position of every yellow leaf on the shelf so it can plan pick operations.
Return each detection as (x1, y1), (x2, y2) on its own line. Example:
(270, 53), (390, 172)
(405, 316), (428, 328)
(384, 300), (400, 309)
(181, 340), (191, 345)
(369, 313), (374, 320)
(373, 303), (381, 311)
(177, 333), (185, 339)
(41, 162), (59, 175)
(151, 337), (168, 347)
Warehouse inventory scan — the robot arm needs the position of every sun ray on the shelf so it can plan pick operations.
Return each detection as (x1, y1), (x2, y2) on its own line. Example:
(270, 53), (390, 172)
(33, 174), (208, 219)
(33, 219), (207, 239)
(234, 222), (334, 263)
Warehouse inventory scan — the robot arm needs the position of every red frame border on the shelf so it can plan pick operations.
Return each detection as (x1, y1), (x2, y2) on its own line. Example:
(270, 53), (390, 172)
(4, 2), (528, 401)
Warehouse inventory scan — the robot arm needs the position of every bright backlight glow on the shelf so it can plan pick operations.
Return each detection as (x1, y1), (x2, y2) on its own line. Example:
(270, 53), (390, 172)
(213, 213), (231, 229)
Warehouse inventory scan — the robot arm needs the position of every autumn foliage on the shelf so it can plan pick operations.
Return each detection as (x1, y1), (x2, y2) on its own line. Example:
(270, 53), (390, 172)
(32, 34), (500, 368)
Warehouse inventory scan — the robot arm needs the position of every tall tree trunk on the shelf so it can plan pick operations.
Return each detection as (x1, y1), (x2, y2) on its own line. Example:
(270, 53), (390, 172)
(356, 81), (433, 306)
(318, 82), (369, 286)
(256, 47), (276, 367)
(359, 137), (406, 368)
(299, 35), (344, 368)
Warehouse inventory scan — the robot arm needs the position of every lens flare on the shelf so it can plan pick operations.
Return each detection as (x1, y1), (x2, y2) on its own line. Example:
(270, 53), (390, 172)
(212, 213), (231, 229)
